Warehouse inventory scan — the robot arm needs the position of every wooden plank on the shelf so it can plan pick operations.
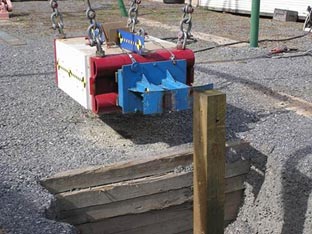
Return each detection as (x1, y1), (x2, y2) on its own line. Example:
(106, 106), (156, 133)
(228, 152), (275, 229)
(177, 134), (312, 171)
(77, 203), (193, 234)
(111, 213), (192, 234)
(56, 170), (246, 211)
(193, 90), (226, 234)
(57, 172), (192, 211)
(225, 175), (246, 193)
(75, 189), (242, 233)
(225, 159), (249, 178)
(224, 190), (243, 221)
(225, 139), (248, 149)
(60, 187), (193, 225)
(102, 20), (128, 43)
(278, 92), (312, 118)
(41, 149), (248, 195)
(41, 149), (193, 194)
(175, 231), (192, 234)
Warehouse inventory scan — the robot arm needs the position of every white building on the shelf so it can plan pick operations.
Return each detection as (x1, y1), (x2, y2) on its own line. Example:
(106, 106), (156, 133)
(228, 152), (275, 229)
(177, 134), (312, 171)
(193, 0), (309, 20)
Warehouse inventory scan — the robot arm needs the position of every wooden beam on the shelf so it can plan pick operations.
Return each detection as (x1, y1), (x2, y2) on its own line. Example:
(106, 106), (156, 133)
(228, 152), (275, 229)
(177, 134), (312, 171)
(41, 149), (193, 194)
(56, 171), (246, 212)
(193, 90), (226, 234)
(98, 212), (192, 234)
(41, 145), (248, 195)
(60, 187), (193, 225)
(224, 190), (243, 221)
(74, 189), (242, 234)
(225, 159), (249, 178)
(56, 172), (192, 211)
(76, 203), (193, 234)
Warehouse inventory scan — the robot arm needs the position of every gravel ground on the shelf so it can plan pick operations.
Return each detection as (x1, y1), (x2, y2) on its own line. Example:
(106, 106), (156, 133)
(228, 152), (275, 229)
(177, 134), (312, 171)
(0, 1), (312, 233)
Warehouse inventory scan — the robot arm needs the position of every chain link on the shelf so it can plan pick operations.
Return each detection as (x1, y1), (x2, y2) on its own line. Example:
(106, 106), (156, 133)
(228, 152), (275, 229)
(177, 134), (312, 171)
(50, 0), (65, 38)
(177, 2), (194, 50)
(147, 36), (176, 64)
(85, 0), (105, 57)
(127, 0), (141, 33)
(119, 47), (140, 71)
(304, 6), (312, 30)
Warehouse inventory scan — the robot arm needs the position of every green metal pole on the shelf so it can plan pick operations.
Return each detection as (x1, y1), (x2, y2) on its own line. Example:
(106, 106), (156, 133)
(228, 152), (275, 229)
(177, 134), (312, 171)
(117, 0), (128, 17)
(250, 0), (261, 47)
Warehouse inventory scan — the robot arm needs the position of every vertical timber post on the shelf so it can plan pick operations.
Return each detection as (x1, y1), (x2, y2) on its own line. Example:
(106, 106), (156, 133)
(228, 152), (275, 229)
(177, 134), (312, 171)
(117, 0), (128, 17)
(193, 90), (226, 234)
(250, 0), (261, 47)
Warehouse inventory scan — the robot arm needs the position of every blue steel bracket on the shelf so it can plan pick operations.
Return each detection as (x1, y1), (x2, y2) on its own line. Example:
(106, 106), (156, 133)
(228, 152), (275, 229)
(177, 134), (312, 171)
(117, 29), (145, 55)
(117, 59), (213, 115)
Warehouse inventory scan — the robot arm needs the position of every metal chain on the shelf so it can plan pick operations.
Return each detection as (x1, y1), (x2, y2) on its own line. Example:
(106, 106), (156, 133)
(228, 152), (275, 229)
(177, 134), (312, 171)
(303, 6), (312, 30)
(86, 0), (105, 57)
(50, 0), (65, 38)
(127, 0), (141, 33)
(120, 47), (140, 71)
(177, 2), (194, 50)
(147, 36), (176, 64)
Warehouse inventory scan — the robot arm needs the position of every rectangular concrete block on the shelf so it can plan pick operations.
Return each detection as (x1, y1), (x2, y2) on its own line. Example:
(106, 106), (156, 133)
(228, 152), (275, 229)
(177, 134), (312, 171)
(273, 8), (298, 22)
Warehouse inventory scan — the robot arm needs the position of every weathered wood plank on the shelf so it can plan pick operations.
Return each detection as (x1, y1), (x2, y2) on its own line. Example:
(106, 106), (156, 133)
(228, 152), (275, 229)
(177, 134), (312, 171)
(193, 90), (226, 234)
(102, 20), (128, 42)
(75, 189), (242, 234)
(77, 203), (193, 234)
(224, 190), (243, 221)
(225, 175), (246, 193)
(56, 171), (246, 211)
(57, 172), (192, 211)
(112, 214), (192, 234)
(225, 159), (249, 178)
(175, 231), (192, 234)
(60, 187), (193, 225)
(41, 149), (248, 195)
(41, 149), (193, 194)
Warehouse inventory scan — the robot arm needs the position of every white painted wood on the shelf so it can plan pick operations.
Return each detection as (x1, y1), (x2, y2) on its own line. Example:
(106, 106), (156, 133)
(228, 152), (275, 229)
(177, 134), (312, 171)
(199, 0), (309, 19)
(56, 39), (92, 109)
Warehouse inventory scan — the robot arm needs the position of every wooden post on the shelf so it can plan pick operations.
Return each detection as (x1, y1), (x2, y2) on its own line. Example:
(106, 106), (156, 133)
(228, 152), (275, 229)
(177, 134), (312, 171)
(193, 90), (226, 234)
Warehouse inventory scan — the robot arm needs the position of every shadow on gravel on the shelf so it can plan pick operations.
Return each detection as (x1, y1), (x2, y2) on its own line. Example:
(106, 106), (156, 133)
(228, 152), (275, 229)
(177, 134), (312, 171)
(101, 102), (263, 144)
(100, 110), (193, 146)
(281, 146), (312, 234)
(226, 104), (268, 215)
(101, 104), (260, 145)
(245, 147), (268, 201)
(0, 164), (77, 233)
(0, 174), (41, 232)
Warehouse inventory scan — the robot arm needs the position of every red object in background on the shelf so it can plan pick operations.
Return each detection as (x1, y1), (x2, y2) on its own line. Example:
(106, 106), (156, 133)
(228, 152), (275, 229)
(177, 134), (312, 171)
(89, 48), (195, 114)
(0, 0), (12, 20)
(270, 46), (288, 54)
